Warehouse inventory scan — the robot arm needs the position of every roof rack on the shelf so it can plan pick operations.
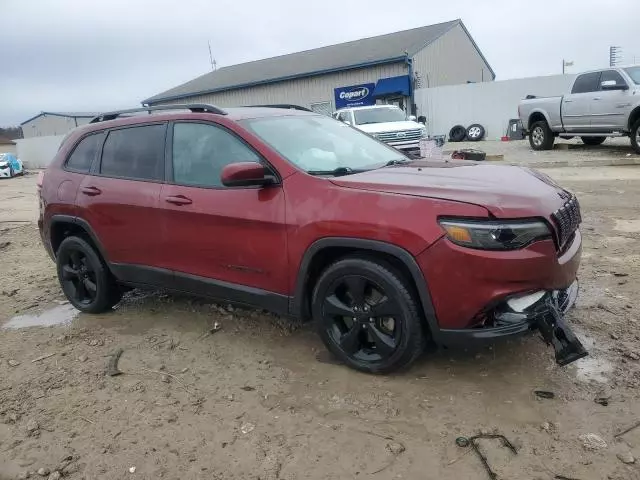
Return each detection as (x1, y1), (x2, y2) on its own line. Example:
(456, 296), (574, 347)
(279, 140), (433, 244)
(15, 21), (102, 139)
(89, 104), (227, 123)
(245, 104), (312, 112)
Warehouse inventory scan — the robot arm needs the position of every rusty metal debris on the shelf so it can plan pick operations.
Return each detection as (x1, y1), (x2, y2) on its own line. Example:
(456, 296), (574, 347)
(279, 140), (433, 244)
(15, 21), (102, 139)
(455, 433), (518, 480)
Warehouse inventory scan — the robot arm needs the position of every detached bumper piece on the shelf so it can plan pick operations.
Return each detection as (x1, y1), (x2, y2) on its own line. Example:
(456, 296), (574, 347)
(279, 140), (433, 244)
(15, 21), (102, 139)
(439, 281), (588, 366)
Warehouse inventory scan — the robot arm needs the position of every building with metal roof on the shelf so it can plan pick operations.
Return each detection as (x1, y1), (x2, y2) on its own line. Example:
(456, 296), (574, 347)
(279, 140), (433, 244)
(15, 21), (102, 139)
(143, 19), (494, 116)
(20, 112), (99, 138)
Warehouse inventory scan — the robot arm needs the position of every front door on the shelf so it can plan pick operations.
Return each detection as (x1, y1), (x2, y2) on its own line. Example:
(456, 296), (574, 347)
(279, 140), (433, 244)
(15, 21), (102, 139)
(77, 123), (167, 279)
(590, 70), (631, 131)
(563, 72), (601, 131)
(158, 121), (288, 302)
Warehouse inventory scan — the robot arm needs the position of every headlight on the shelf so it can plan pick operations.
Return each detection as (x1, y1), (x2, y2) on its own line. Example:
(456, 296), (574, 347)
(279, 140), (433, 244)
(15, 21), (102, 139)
(420, 128), (428, 138)
(439, 219), (551, 250)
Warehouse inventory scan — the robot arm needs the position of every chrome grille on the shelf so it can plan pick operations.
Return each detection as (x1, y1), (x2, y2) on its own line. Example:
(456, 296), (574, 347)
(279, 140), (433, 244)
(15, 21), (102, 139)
(551, 195), (582, 249)
(376, 129), (423, 143)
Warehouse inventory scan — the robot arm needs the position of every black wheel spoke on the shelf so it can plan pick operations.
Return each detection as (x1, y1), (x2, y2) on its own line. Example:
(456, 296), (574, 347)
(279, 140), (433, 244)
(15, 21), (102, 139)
(369, 324), (396, 357)
(324, 294), (355, 317)
(75, 277), (88, 301)
(369, 296), (399, 317)
(62, 264), (78, 280)
(345, 277), (366, 305)
(70, 251), (83, 268)
(339, 325), (363, 355)
(83, 278), (97, 295)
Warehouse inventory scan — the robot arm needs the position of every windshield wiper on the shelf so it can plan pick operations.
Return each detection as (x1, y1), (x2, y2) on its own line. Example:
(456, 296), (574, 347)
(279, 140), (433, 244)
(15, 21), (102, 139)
(383, 159), (411, 167)
(307, 166), (363, 177)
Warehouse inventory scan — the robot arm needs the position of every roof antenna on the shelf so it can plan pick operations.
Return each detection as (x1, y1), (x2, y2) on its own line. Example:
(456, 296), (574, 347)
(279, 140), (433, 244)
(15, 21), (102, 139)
(208, 41), (217, 71)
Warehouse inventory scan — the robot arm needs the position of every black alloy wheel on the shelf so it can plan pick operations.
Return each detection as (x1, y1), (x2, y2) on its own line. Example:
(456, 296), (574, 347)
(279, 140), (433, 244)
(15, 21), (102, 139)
(312, 258), (426, 373)
(56, 236), (121, 313)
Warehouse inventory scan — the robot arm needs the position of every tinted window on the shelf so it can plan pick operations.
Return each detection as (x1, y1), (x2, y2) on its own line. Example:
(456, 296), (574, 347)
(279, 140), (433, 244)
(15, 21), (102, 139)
(571, 72), (601, 94)
(600, 70), (627, 88)
(66, 133), (102, 172)
(172, 123), (261, 187)
(100, 125), (165, 181)
(337, 111), (351, 122)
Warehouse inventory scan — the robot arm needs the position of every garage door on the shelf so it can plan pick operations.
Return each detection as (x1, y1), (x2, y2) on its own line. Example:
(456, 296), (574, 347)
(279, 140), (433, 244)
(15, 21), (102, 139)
(310, 101), (332, 116)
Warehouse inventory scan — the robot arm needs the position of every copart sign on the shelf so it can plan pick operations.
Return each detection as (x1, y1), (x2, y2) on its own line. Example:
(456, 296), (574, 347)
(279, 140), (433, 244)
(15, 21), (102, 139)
(334, 83), (376, 109)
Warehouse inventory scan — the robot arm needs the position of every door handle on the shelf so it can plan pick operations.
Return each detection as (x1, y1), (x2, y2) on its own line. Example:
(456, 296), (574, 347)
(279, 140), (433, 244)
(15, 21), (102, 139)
(80, 186), (102, 196)
(564, 100), (573, 103)
(593, 97), (601, 100)
(165, 195), (193, 206)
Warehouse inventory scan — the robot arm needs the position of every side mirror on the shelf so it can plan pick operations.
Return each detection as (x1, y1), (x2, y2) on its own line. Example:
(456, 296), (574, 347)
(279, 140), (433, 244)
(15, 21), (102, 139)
(220, 162), (276, 187)
(408, 115), (417, 121)
(601, 80), (629, 91)
(343, 120), (352, 126)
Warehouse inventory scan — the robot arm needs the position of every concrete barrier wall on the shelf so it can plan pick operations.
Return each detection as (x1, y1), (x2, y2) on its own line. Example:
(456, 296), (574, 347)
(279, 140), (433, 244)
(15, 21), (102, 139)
(415, 74), (576, 140)
(15, 135), (65, 168)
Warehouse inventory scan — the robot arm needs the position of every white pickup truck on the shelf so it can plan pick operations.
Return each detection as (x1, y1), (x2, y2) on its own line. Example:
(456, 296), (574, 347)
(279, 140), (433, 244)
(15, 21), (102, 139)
(333, 105), (427, 158)
(518, 66), (640, 153)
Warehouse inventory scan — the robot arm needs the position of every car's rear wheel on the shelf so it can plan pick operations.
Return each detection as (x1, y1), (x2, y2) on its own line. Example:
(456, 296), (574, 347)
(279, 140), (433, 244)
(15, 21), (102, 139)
(312, 257), (426, 374)
(631, 120), (640, 154)
(581, 136), (606, 146)
(56, 236), (121, 313)
(529, 120), (555, 150)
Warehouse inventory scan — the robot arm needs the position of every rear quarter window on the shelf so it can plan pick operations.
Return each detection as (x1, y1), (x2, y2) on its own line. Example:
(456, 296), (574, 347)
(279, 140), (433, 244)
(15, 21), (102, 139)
(65, 133), (103, 172)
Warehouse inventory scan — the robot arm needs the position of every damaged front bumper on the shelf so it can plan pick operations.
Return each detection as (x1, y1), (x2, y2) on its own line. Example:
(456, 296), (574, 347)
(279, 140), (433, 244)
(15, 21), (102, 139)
(438, 281), (588, 366)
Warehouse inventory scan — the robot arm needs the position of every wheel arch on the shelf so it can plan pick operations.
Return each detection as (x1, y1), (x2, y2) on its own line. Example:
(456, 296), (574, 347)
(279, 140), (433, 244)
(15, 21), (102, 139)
(629, 106), (640, 131)
(290, 238), (439, 340)
(528, 110), (550, 131)
(50, 215), (110, 266)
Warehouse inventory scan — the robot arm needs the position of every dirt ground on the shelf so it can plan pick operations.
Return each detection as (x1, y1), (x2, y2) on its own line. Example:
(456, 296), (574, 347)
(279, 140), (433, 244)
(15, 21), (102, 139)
(1, 166), (640, 480)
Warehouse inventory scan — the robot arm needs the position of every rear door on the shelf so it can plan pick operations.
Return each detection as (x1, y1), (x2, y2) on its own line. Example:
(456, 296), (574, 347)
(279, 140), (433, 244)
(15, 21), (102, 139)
(563, 72), (601, 131)
(77, 123), (168, 281)
(158, 120), (288, 297)
(591, 70), (631, 131)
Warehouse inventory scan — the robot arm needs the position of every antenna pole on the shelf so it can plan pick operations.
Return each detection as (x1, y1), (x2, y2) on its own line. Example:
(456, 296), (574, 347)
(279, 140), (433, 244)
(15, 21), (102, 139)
(208, 41), (215, 71)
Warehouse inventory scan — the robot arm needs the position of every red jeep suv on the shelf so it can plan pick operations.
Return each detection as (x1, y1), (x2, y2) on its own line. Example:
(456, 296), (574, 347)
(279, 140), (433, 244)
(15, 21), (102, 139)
(38, 104), (587, 373)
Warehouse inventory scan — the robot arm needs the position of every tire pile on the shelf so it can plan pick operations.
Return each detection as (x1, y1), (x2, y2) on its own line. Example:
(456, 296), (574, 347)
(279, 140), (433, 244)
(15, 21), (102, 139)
(449, 124), (485, 142)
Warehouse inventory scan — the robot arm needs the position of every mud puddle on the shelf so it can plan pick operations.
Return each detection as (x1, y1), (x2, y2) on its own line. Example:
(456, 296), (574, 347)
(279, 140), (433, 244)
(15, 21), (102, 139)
(572, 333), (613, 384)
(2, 303), (79, 329)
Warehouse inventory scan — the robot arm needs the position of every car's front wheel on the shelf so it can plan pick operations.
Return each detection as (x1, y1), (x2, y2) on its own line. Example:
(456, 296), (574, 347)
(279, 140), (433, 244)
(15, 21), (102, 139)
(631, 120), (640, 154)
(56, 236), (121, 313)
(312, 257), (426, 374)
(529, 120), (555, 150)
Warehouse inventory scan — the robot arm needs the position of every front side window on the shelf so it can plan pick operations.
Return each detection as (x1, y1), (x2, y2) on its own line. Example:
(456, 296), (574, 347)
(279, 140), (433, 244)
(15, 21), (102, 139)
(65, 133), (103, 172)
(172, 122), (261, 187)
(600, 70), (627, 88)
(571, 72), (602, 94)
(100, 124), (166, 181)
(240, 115), (406, 174)
(624, 67), (640, 85)
(353, 107), (407, 125)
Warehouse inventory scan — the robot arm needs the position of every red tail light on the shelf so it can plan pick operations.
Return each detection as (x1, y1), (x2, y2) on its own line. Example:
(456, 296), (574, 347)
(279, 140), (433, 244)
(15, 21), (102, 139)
(36, 170), (45, 190)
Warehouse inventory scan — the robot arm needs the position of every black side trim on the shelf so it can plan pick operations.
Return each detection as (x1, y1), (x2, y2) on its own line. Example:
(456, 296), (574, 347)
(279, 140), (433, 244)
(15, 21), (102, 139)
(291, 237), (440, 341)
(111, 263), (291, 317)
(49, 215), (109, 261)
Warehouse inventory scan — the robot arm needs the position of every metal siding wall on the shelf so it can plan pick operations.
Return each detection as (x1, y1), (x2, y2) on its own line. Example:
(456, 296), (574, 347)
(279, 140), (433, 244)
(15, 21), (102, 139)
(414, 74), (577, 139)
(412, 24), (493, 88)
(21, 115), (79, 138)
(155, 63), (407, 111)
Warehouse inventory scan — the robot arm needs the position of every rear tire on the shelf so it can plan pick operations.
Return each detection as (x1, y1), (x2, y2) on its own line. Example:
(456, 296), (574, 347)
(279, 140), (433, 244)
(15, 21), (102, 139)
(581, 136), (606, 146)
(466, 124), (485, 142)
(529, 120), (555, 151)
(311, 257), (426, 374)
(56, 236), (121, 313)
(631, 120), (640, 154)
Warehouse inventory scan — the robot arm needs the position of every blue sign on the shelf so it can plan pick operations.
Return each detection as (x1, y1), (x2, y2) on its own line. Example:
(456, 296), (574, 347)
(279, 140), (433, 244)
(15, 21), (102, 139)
(334, 83), (376, 109)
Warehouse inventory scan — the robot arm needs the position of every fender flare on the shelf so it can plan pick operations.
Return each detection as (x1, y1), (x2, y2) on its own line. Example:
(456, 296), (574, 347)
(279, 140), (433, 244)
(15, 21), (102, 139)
(49, 214), (111, 264)
(290, 237), (440, 341)
(527, 108), (553, 131)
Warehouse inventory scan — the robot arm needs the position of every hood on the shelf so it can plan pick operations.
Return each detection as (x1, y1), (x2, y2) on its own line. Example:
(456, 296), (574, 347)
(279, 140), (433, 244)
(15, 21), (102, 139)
(330, 161), (569, 218)
(355, 121), (424, 134)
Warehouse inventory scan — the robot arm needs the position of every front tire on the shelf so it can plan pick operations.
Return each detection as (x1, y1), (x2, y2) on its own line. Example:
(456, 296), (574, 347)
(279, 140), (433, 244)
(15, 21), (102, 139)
(581, 136), (606, 146)
(56, 236), (121, 313)
(529, 120), (555, 151)
(631, 120), (640, 154)
(311, 257), (426, 374)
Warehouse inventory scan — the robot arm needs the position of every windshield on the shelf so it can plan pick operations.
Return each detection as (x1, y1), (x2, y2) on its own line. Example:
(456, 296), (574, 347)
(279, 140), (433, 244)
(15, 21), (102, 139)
(241, 115), (407, 174)
(353, 108), (407, 125)
(624, 67), (640, 85)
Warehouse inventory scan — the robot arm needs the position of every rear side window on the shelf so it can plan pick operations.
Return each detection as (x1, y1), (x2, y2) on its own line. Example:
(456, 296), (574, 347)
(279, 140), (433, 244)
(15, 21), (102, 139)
(571, 72), (601, 94)
(65, 133), (102, 172)
(100, 124), (166, 181)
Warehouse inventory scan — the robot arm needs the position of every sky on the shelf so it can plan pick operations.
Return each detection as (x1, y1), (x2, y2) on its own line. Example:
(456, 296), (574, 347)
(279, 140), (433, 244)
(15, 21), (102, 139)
(1, 0), (638, 126)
